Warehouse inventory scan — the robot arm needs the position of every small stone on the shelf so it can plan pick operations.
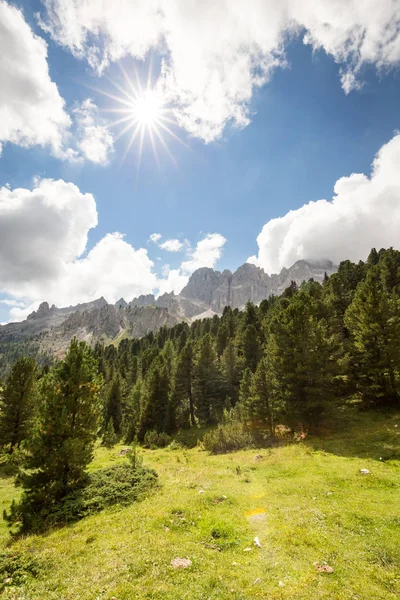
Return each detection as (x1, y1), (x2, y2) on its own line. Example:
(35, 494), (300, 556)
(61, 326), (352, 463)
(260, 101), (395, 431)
(243, 547), (252, 552)
(4, 578), (12, 584)
(119, 448), (131, 456)
(254, 454), (264, 460)
(360, 468), (370, 475)
(253, 578), (261, 585)
(314, 562), (334, 573)
(198, 489), (205, 494)
(279, 581), (285, 587)
(254, 536), (262, 548)
(395, 424), (398, 428)
(171, 558), (192, 569)
(327, 492), (332, 496)
(164, 526), (170, 532)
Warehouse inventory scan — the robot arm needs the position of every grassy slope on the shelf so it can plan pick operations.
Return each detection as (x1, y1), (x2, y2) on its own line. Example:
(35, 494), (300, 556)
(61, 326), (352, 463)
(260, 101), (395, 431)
(0, 409), (399, 599)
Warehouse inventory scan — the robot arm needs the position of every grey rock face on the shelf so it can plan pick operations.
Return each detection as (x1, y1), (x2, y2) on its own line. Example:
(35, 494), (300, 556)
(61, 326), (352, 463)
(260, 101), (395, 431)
(0, 259), (337, 357)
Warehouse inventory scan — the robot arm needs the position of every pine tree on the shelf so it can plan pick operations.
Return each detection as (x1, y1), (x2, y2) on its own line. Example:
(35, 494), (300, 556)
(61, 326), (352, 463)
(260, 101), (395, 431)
(345, 263), (400, 406)
(102, 419), (117, 448)
(240, 324), (262, 372)
(138, 356), (169, 439)
(193, 334), (223, 424)
(15, 339), (102, 525)
(221, 339), (241, 405)
(104, 375), (123, 435)
(174, 341), (195, 427)
(123, 378), (142, 443)
(248, 359), (275, 435)
(267, 289), (338, 427)
(0, 357), (37, 453)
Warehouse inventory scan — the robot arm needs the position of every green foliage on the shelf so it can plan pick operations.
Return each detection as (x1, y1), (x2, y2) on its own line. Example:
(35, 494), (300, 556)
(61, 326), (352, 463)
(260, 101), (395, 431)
(7, 338), (102, 531)
(0, 550), (47, 591)
(102, 419), (117, 448)
(0, 356), (37, 453)
(6, 464), (158, 533)
(143, 429), (171, 448)
(202, 421), (255, 453)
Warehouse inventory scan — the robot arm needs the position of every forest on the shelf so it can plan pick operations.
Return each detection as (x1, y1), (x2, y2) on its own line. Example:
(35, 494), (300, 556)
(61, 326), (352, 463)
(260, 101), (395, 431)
(1, 247), (400, 531)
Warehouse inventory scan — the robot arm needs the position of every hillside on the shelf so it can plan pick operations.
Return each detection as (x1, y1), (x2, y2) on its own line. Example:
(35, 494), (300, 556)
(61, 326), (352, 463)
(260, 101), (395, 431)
(1, 409), (399, 599)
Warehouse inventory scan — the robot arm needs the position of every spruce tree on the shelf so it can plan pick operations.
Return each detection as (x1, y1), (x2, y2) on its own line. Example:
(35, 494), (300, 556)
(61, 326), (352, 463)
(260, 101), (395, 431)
(14, 339), (102, 526)
(0, 357), (37, 453)
(193, 334), (223, 424)
(138, 356), (169, 439)
(345, 264), (400, 406)
(174, 341), (195, 427)
(104, 375), (123, 435)
(248, 359), (275, 435)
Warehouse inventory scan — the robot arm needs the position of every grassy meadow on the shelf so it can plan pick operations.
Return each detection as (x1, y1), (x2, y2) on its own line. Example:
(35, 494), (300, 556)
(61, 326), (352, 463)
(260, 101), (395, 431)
(0, 408), (399, 599)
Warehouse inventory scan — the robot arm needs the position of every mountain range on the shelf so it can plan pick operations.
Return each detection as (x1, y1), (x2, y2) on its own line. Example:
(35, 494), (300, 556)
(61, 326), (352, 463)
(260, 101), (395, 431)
(0, 259), (336, 359)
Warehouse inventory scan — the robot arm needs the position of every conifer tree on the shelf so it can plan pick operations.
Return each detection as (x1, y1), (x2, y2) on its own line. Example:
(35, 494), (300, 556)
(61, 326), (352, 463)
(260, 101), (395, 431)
(15, 339), (102, 524)
(267, 289), (337, 427)
(124, 378), (142, 442)
(138, 356), (169, 439)
(221, 339), (241, 405)
(0, 357), (37, 453)
(240, 324), (262, 372)
(193, 334), (223, 424)
(248, 359), (275, 435)
(345, 264), (400, 406)
(174, 341), (195, 427)
(104, 375), (123, 435)
(102, 419), (117, 448)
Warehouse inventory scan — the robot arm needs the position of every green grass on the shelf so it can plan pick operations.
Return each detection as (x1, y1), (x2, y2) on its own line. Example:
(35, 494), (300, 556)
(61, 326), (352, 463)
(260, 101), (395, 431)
(0, 409), (399, 599)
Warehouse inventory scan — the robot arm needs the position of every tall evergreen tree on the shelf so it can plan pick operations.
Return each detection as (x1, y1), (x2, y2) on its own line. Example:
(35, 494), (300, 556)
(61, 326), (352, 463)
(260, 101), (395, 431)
(104, 375), (123, 435)
(248, 359), (275, 435)
(15, 339), (102, 525)
(193, 334), (223, 424)
(345, 263), (400, 406)
(0, 357), (37, 453)
(138, 356), (169, 439)
(174, 341), (195, 427)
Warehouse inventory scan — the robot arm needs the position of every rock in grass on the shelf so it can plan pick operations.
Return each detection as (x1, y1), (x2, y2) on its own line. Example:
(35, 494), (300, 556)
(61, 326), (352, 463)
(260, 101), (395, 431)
(360, 468), (371, 475)
(171, 558), (192, 569)
(254, 454), (264, 460)
(253, 536), (262, 548)
(314, 562), (334, 573)
(119, 448), (131, 456)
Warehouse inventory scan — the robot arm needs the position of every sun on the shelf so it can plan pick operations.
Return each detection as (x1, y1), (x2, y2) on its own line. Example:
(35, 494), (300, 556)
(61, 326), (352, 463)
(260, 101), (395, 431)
(96, 64), (185, 168)
(132, 89), (163, 127)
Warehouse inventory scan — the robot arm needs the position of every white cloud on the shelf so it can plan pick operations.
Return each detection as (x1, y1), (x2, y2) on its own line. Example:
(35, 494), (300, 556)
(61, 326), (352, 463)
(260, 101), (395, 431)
(0, 180), (226, 322)
(0, 0), (71, 157)
(157, 233), (227, 295)
(74, 99), (114, 164)
(39, 0), (400, 142)
(149, 233), (162, 243)
(159, 238), (184, 252)
(0, 179), (157, 318)
(249, 133), (400, 273)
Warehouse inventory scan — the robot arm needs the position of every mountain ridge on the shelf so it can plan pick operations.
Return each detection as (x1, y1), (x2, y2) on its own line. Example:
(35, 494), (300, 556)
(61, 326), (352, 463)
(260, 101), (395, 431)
(0, 259), (337, 360)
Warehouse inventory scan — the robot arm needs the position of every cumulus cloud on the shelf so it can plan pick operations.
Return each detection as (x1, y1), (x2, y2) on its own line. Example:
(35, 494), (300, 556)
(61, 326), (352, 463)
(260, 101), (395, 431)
(0, 179), (226, 321)
(0, 179), (157, 318)
(248, 133), (400, 273)
(0, 0), (71, 157)
(39, 0), (400, 141)
(157, 233), (227, 295)
(159, 238), (184, 252)
(74, 99), (114, 164)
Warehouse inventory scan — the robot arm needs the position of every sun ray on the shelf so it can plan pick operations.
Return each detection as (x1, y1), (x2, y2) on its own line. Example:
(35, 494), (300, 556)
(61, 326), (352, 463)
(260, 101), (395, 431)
(97, 61), (187, 167)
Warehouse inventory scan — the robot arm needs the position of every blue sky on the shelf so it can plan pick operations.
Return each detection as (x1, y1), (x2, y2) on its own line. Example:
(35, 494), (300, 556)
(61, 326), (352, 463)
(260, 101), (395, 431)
(1, 0), (400, 322)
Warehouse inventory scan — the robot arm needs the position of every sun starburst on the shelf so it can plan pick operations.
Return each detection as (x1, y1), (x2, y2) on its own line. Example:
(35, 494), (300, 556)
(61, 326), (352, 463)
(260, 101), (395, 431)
(95, 64), (186, 170)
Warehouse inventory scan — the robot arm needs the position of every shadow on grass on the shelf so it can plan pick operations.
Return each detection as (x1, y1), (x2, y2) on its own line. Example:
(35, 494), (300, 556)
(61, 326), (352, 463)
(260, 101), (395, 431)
(304, 407), (400, 461)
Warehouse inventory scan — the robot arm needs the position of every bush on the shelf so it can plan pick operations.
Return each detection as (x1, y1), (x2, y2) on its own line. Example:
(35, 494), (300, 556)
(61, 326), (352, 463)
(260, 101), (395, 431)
(6, 464), (158, 533)
(0, 551), (47, 591)
(202, 422), (256, 454)
(143, 430), (171, 448)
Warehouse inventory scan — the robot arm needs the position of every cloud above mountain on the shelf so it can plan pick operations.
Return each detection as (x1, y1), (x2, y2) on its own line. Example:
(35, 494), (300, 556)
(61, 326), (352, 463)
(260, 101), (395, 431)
(39, 0), (400, 142)
(0, 178), (226, 321)
(249, 133), (400, 273)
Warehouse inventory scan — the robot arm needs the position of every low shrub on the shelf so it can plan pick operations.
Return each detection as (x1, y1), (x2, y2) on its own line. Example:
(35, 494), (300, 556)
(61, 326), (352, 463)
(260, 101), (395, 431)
(202, 422), (256, 454)
(0, 551), (47, 591)
(143, 430), (171, 448)
(6, 464), (158, 534)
